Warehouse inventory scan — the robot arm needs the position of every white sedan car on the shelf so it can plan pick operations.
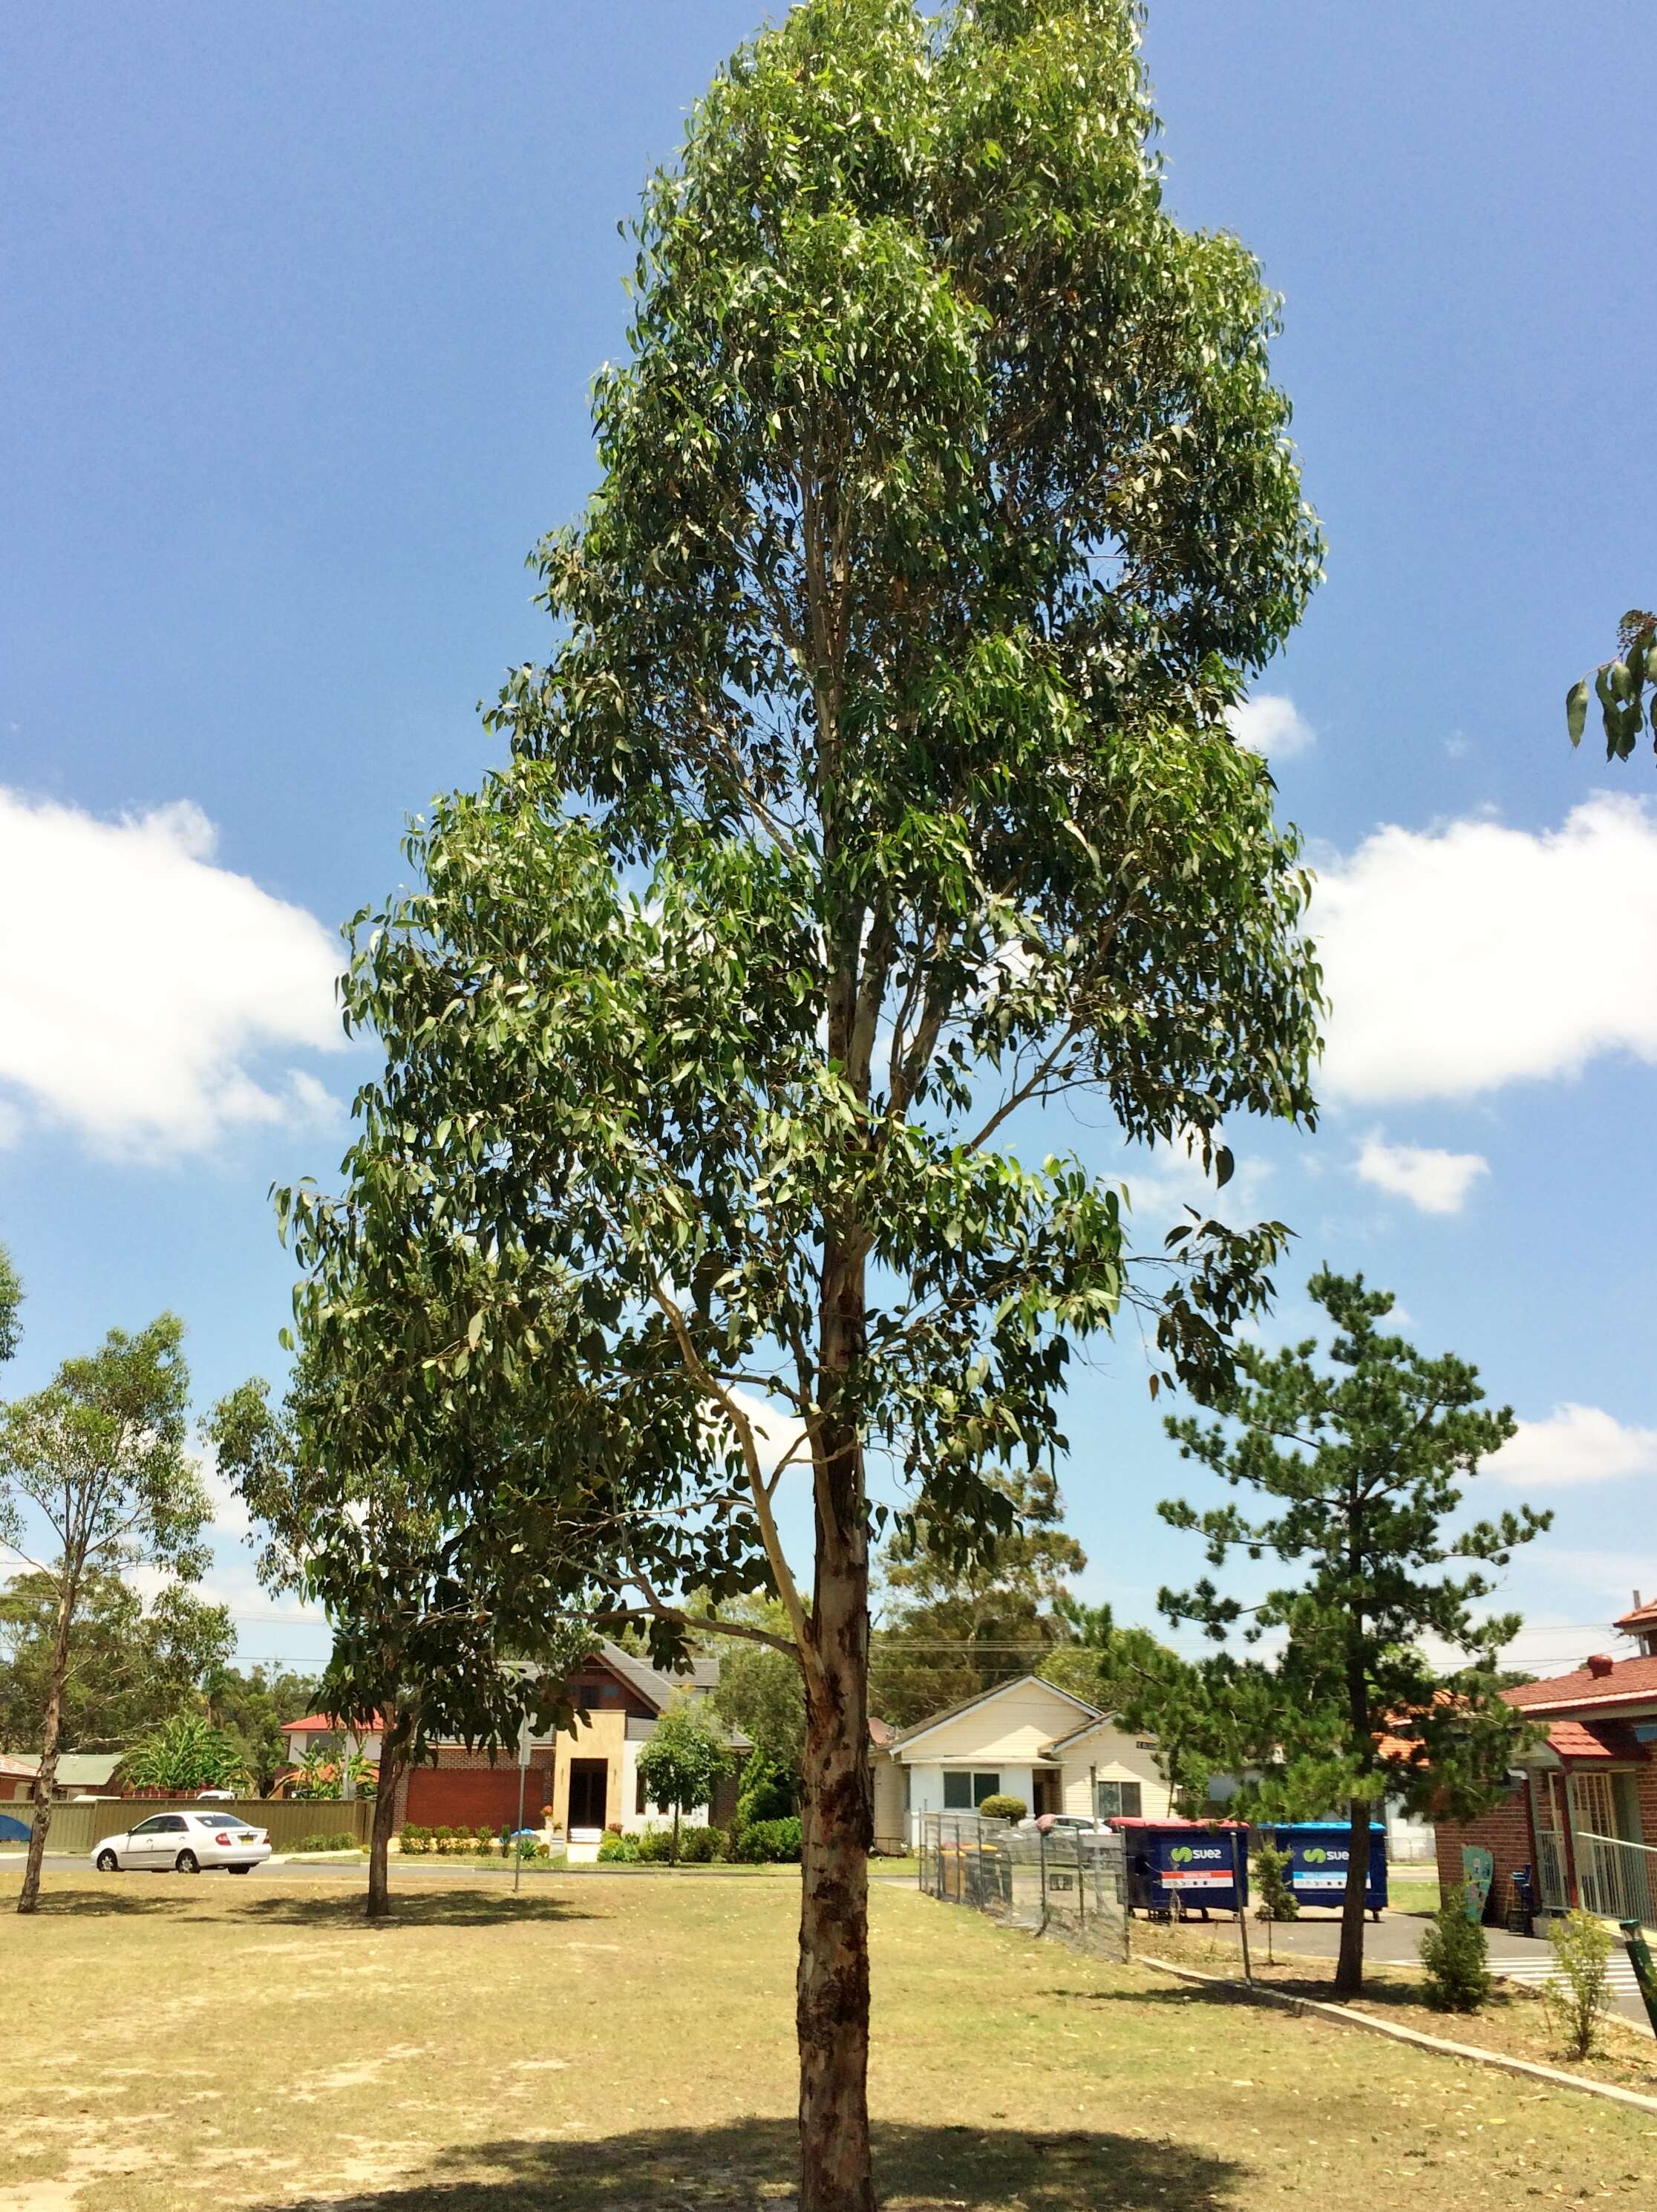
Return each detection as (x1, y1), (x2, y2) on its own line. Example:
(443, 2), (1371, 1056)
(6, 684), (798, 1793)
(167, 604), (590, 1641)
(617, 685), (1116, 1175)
(91, 1807), (271, 1876)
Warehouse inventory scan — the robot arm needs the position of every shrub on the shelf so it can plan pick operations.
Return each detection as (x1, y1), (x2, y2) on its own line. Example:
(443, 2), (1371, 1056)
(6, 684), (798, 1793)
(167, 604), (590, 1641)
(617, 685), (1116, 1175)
(637, 1825), (676, 1862)
(400, 1828), (429, 1855)
(976, 1794), (1026, 1824)
(679, 1824), (725, 1864)
(733, 1816), (803, 1864)
(1543, 1908), (1614, 2059)
(1419, 1899), (1491, 2013)
(1252, 1837), (1299, 1922)
(327, 1831), (357, 1853)
(598, 1830), (641, 1863)
(291, 1832), (356, 1853)
(735, 1752), (796, 1827)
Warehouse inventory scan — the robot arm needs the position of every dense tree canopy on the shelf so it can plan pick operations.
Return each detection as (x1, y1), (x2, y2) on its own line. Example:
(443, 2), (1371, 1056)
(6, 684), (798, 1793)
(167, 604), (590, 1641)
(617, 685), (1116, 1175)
(0, 1569), (233, 1756)
(281, 4), (1323, 2199)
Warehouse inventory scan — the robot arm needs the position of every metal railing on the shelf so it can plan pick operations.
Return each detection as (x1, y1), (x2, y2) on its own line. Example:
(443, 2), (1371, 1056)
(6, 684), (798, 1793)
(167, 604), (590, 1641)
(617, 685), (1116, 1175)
(1575, 1830), (1656, 1929)
(918, 1813), (1128, 1958)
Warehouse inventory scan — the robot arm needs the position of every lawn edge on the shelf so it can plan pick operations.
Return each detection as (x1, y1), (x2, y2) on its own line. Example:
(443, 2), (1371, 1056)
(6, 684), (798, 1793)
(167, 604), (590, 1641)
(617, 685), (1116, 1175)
(1137, 1954), (1657, 2117)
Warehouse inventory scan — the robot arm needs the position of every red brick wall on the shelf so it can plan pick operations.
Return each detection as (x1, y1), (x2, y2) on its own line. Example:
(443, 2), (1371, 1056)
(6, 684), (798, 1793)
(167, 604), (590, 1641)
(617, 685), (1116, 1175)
(399, 1747), (552, 1830)
(1635, 1755), (1657, 1851)
(1434, 1784), (1534, 1923)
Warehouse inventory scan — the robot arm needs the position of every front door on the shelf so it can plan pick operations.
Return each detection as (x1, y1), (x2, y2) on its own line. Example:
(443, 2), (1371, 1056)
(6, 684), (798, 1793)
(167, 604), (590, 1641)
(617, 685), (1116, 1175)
(568, 1759), (608, 1834)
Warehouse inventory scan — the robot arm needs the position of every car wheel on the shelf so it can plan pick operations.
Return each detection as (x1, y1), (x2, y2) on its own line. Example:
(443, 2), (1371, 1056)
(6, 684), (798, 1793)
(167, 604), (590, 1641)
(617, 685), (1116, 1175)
(175, 1850), (200, 1874)
(96, 1850), (120, 1873)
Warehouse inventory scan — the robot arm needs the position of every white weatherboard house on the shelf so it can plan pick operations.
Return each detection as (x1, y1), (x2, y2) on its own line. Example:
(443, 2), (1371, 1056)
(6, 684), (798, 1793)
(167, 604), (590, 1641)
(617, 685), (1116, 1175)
(872, 1674), (1174, 1850)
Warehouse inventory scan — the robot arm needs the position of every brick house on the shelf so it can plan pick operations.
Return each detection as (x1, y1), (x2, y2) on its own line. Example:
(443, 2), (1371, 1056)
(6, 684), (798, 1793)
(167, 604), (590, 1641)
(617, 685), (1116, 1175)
(1434, 1591), (1657, 1925)
(278, 1641), (748, 1838)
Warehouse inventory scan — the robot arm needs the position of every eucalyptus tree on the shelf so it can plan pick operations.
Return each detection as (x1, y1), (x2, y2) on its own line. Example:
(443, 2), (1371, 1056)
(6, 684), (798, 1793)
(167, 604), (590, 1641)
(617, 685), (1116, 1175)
(1152, 1271), (1549, 1996)
(284, 3), (1324, 2199)
(0, 1314), (209, 1913)
(1566, 609), (1657, 759)
(0, 1242), (19, 1366)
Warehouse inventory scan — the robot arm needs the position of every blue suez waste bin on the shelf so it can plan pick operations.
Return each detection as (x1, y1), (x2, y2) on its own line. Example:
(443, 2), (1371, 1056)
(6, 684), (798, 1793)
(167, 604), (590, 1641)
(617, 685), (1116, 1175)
(1268, 1822), (1388, 1919)
(1111, 1818), (1249, 1917)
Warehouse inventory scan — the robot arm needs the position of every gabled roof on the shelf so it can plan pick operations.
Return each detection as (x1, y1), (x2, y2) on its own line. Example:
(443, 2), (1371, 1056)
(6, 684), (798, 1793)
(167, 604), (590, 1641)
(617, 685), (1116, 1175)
(1504, 1654), (1657, 1715)
(1042, 1710), (1140, 1754)
(892, 1674), (1101, 1753)
(53, 1752), (122, 1786)
(0, 1752), (39, 1779)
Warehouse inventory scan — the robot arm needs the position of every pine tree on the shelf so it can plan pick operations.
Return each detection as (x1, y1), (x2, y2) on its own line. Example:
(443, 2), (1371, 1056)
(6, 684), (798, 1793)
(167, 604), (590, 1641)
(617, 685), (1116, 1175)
(1150, 1271), (1549, 1997)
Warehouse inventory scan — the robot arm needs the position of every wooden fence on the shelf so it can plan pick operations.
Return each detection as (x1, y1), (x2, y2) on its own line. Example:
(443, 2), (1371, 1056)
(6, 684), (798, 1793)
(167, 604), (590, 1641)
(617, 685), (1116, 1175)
(34, 1795), (374, 1857)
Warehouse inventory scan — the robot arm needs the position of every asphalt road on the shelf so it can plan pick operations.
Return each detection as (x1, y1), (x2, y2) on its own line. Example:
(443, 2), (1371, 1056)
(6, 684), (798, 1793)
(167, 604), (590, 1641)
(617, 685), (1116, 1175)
(1183, 1902), (1655, 2033)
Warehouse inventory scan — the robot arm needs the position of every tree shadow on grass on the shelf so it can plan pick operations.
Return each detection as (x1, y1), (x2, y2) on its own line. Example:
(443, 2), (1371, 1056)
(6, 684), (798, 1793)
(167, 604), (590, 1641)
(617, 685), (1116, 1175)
(25, 1888), (183, 1917)
(235, 2117), (1244, 2212)
(20, 1885), (594, 1930)
(234, 1888), (598, 1931)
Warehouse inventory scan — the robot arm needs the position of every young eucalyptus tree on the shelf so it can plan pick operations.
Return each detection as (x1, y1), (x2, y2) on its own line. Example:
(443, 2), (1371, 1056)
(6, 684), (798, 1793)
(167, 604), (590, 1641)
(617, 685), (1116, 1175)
(208, 1357), (598, 1921)
(284, 4), (1324, 2199)
(0, 1314), (209, 1913)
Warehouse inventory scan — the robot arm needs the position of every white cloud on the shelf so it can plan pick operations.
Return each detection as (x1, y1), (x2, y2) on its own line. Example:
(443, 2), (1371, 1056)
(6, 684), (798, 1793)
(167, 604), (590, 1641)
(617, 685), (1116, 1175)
(725, 1386), (810, 1480)
(1316, 794), (1657, 1104)
(1353, 1135), (1488, 1215)
(1487, 1403), (1657, 1489)
(0, 787), (344, 1155)
(197, 1449), (252, 1541)
(1226, 692), (1316, 760)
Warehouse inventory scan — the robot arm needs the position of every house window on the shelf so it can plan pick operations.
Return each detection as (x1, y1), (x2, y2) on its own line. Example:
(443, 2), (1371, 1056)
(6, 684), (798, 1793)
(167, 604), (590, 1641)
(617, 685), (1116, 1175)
(943, 1771), (1000, 1810)
(1094, 1781), (1143, 1819)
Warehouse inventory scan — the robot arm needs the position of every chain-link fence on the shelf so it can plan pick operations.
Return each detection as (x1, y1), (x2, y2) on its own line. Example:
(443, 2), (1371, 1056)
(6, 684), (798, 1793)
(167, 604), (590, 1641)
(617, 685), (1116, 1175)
(918, 1812), (1128, 1960)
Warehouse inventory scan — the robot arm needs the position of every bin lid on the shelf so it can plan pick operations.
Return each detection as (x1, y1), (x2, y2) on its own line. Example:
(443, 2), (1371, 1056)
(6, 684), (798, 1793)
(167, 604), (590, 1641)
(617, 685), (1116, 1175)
(1271, 1820), (1386, 1836)
(1108, 1816), (1247, 1830)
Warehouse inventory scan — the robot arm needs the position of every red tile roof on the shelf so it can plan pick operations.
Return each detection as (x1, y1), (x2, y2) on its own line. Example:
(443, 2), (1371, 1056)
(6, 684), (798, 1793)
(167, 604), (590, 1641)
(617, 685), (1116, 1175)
(1503, 1654), (1657, 1714)
(1615, 1597), (1657, 1634)
(279, 1712), (387, 1736)
(1542, 1717), (1646, 1762)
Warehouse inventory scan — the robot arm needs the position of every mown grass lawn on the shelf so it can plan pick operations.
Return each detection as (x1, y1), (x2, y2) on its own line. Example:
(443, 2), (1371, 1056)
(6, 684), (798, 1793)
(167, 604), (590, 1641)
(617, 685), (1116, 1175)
(3, 1869), (1653, 2211)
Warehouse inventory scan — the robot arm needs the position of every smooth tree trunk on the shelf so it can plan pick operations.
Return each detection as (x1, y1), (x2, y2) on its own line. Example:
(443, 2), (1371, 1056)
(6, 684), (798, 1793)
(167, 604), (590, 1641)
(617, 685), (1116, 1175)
(1334, 1792), (1370, 1997)
(366, 1706), (416, 1921)
(18, 1581), (76, 1915)
(797, 1236), (875, 2212)
(672, 1805), (681, 1867)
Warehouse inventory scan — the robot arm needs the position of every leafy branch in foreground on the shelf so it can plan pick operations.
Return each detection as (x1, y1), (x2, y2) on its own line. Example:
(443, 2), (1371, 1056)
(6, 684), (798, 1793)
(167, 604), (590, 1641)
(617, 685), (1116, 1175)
(1566, 609), (1657, 759)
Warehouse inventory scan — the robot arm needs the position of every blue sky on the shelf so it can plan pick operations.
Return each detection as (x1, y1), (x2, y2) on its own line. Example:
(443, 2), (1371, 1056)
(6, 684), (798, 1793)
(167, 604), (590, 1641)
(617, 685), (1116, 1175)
(2, 4), (1654, 1681)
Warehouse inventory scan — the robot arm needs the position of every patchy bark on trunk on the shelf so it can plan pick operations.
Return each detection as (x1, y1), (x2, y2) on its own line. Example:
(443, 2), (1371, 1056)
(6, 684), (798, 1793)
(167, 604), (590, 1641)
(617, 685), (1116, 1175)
(18, 1583), (74, 1916)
